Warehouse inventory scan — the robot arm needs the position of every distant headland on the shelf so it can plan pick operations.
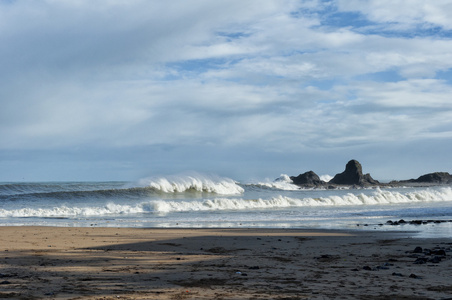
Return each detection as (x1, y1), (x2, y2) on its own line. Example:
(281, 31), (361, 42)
(290, 159), (452, 188)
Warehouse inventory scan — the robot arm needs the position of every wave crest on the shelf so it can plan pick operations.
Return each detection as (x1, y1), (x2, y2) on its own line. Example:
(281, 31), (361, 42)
(136, 173), (244, 195)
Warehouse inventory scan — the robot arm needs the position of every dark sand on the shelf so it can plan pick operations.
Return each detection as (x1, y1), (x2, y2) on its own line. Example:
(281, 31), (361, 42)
(0, 227), (451, 299)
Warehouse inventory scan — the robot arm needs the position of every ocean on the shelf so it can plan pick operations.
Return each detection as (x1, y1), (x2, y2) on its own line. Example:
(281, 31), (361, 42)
(1, 173), (452, 238)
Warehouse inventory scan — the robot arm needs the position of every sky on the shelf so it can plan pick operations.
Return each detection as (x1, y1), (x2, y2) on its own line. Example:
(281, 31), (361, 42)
(1, 0), (452, 182)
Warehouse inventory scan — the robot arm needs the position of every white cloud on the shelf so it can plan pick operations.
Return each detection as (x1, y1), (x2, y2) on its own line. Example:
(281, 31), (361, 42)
(351, 79), (452, 108)
(1, 1), (452, 180)
(337, 0), (452, 30)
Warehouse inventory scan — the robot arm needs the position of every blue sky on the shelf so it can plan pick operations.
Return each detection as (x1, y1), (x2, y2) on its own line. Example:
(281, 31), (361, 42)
(1, 0), (452, 182)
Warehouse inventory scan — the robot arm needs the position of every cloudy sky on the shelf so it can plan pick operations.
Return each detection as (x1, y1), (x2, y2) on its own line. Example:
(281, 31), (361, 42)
(1, 0), (452, 182)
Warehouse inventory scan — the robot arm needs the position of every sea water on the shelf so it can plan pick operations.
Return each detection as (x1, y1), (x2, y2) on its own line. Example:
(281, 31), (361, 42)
(1, 173), (452, 238)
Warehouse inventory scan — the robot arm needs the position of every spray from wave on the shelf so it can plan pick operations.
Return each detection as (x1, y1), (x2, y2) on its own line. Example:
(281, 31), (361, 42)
(134, 173), (244, 195)
(319, 174), (333, 182)
(245, 174), (300, 190)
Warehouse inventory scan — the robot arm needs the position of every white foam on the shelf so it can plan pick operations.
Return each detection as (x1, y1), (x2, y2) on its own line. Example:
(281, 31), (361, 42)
(247, 174), (300, 190)
(320, 174), (333, 182)
(0, 203), (144, 218)
(150, 186), (452, 213)
(136, 173), (244, 195)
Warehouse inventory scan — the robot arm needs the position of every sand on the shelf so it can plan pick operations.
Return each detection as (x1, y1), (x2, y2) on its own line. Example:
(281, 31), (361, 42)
(0, 227), (451, 299)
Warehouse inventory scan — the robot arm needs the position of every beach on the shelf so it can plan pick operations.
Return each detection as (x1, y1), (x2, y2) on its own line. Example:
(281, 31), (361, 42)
(0, 227), (451, 299)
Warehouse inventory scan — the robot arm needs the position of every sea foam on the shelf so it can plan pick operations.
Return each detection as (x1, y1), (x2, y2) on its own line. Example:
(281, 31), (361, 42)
(149, 186), (452, 213)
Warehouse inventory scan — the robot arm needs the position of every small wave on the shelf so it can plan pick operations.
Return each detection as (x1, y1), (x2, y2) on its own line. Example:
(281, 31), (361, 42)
(0, 182), (126, 197)
(135, 173), (244, 195)
(0, 187), (153, 202)
(0, 203), (145, 218)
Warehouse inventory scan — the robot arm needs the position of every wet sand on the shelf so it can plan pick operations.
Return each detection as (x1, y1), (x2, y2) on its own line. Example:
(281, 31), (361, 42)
(0, 226), (451, 299)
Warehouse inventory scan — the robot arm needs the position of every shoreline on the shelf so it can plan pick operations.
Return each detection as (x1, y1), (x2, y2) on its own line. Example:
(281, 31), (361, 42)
(1, 226), (451, 299)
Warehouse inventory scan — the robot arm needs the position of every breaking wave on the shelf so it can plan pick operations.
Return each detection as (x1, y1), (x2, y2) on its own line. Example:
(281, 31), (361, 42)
(150, 186), (452, 213)
(1, 187), (451, 218)
(0, 174), (244, 202)
(319, 174), (333, 182)
(136, 173), (244, 195)
(246, 174), (300, 190)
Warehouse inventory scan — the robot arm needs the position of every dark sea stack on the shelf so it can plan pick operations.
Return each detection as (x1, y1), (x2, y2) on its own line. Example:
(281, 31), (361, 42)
(290, 171), (323, 186)
(392, 171), (452, 186)
(329, 160), (379, 186)
(412, 172), (452, 184)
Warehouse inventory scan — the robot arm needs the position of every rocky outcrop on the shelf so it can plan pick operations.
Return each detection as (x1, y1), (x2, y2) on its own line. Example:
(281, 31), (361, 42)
(289, 159), (451, 189)
(290, 171), (323, 186)
(329, 160), (379, 186)
(393, 172), (452, 185)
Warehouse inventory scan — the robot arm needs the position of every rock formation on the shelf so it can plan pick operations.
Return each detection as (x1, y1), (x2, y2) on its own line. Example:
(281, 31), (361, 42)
(393, 172), (452, 185)
(412, 172), (452, 184)
(290, 171), (323, 186)
(329, 159), (379, 186)
(289, 159), (451, 188)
